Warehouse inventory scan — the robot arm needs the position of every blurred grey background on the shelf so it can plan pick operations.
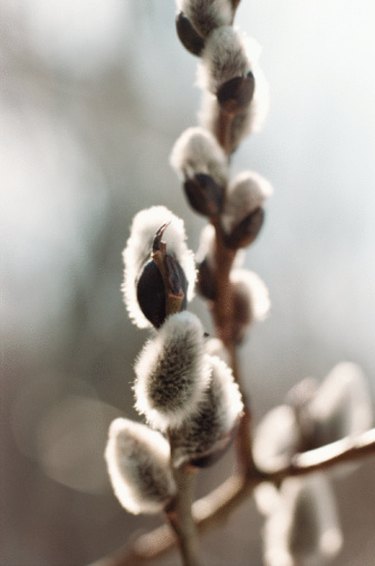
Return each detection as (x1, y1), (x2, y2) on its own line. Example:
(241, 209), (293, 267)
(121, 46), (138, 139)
(2, 1), (375, 565)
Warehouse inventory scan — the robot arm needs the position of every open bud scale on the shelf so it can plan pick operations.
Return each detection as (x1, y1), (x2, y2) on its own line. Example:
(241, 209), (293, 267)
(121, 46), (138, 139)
(122, 206), (196, 329)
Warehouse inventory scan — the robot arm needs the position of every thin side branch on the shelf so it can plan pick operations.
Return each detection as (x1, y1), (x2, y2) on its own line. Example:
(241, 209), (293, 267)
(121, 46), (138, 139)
(90, 428), (375, 566)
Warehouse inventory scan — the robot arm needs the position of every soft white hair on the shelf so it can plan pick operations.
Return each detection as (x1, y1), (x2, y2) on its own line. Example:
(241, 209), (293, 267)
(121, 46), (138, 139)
(177, 0), (233, 37)
(222, 170), (273, 233)
(134, 312), (211, 431)
(170, 126), (228, 187)
(170, 354), (243, 466)
(105, 418), (176, 514)
(263, 474), (342, 565)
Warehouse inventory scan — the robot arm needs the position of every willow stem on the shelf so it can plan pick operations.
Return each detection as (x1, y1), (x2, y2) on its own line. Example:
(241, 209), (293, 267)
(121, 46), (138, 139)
(166, 467), (202, 566)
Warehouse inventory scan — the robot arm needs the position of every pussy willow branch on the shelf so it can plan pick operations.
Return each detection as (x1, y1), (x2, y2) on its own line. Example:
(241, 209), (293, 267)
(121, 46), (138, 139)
(166, 466), (201, 566)
(156, 241), (202, 566)
(91, 428), (375, 566)
(210, 217), (255, 475)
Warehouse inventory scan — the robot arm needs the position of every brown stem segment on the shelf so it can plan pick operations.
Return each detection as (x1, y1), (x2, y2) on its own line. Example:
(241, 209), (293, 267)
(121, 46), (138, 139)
(90, 428), (375, 566)
(210, 219), (255, 476)
(166, 466), (202, 566)
(216, 110), (235, 155)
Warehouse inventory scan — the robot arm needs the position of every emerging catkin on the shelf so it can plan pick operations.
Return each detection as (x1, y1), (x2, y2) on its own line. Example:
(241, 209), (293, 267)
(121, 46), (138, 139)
(134, 312), (211, 431)
(170, 126), (228, 188)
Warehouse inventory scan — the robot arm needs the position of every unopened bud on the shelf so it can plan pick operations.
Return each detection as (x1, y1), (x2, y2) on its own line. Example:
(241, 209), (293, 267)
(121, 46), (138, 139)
(230, 268), (270, 342)
(198, 27), (253, 94)
(222, 171), (272, 234)
(170, 127), (228, 191)
(105, 418), (176, 515)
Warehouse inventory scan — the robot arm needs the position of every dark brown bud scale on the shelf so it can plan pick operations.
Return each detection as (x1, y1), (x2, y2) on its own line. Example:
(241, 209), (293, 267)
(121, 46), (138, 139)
(184, 173), (225, 217)
(232, 287), (251, 344)
(224, 206), (265, 249)
(197, 258), (217, 300)
(176, 12), (205, 57)
(136, 258), (188, 328)
(217, 72), (255, 114)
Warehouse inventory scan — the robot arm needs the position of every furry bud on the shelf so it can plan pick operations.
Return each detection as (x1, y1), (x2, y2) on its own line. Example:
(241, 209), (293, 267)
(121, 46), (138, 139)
(122, 206), (196, 329)
(105, 418), (176, 515)
(224, 169), (272, 246)
(176, 12), (205, 56)
(170, 354), (243, 467)
(199, 48), (269, 152)
(307, 362), (373, 447)
(177, 1), (233, 38)
(170, 127), (228, 189)
(230, 269), (270, 342)
(222, 171), (272, 235)
(134, 312), (211, 431)
(253, 405), (301, 473)
(263, 474), (342, 565)
(198, 27), (252, 94)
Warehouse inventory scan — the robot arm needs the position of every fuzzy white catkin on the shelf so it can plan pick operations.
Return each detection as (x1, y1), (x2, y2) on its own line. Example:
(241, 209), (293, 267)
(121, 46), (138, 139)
(307, 362), (373, 446)
(170, 354), (243, 466)
(177, 0), (233, 37)
(199, 48), (269, 144)
(122, 205), (196, 329)
(222, 171), (273, 233)
(230, 268), (271, 323)
(105, 418), (176, 515)
(253, 405), (301, 473)
(263, 474), (342, 566)
(198, 27), (258, 94)
(170, 126), (228, 187)
(134, 312), (211, 431)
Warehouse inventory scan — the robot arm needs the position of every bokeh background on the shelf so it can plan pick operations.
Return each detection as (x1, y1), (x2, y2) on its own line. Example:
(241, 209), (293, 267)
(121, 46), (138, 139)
(2, 1), (375, 564)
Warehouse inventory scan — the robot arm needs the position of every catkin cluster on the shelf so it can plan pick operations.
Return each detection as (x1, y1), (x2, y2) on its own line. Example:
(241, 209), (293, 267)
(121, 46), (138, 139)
(253, 362), (373, 564)
(104, 3), (375, 565)
(106, 204), (244, 515)
(105, 0), (273, 517)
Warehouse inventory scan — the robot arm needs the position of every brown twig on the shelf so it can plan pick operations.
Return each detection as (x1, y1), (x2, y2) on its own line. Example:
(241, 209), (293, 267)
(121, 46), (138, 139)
(90, 428), (375, 566)
(166, 466), (202, 566)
